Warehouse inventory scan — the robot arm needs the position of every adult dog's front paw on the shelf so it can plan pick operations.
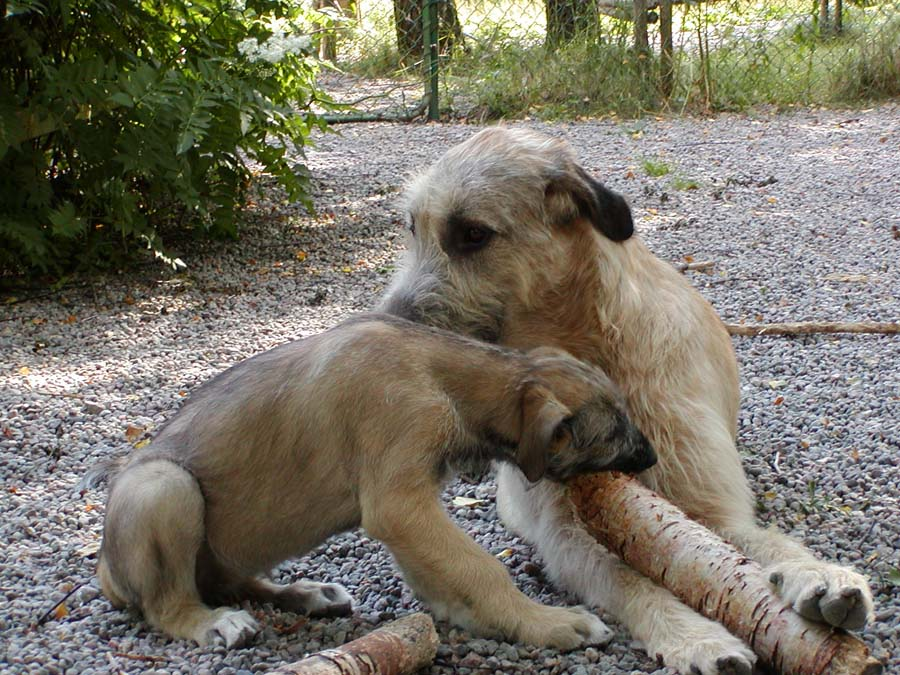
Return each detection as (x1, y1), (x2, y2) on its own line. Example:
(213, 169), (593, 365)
(768, 561), (874, 630)
(516, 605), (614, 651)
(662, 636), (756, 675)
(638, 605), (756, 675)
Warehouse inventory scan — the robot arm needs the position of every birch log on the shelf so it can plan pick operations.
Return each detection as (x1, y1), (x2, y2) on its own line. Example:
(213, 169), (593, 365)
(569, 473), (883, 675)
(270, 613), (438, 675)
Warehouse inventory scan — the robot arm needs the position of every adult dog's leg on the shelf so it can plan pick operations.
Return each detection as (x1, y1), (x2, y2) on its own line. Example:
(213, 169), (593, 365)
(361, 484), (614, 650)
(723, 522), (873, 631)
(99, 459), (258, 648)
(695, 453), (875, 631)
(640, 418), (874, 633)
(496, 465), (756, 675)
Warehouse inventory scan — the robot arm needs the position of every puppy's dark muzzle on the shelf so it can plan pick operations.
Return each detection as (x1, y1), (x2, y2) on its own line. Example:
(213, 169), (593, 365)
(612, 429), (657, 474)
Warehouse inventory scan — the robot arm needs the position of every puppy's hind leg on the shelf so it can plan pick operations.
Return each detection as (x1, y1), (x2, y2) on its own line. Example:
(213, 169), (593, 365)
(237, 577), (353, 618)
(99, 459), (259, 648)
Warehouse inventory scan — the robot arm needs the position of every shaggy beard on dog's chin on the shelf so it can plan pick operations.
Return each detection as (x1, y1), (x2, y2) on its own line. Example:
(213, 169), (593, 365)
(379, 277), (505, 344)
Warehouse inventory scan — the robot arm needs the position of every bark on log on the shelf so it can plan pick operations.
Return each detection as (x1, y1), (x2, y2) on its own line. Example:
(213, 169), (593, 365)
(270, 613), (438, 675)
(569, 473), (883, 675)
(725, 322), (900, 336)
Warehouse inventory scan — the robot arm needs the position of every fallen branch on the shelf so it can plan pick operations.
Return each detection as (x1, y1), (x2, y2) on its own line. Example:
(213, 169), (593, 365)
(270, 613), (438, 675)
(111, 652), (167, 663)
(569, 473), (883, 675)
(726, 322), (900, 336)
(34, 580), (88, 627)
(674, 260), (716, 273)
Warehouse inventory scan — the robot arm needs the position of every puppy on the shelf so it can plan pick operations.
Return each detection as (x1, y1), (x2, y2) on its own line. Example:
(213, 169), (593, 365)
(97, 312), (656, 649)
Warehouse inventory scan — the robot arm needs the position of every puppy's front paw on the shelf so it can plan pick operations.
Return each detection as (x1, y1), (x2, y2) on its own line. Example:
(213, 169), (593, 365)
(768, 561), (874, 630)
(517, 605), (614, 651)
(203, 609), (259, 649)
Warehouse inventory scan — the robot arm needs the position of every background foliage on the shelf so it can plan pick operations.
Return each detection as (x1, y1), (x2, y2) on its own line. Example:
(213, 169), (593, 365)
(0, 0), (328, 277)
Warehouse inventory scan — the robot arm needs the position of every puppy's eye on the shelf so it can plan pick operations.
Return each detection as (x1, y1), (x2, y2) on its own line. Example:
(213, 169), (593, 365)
(461, 226), (493, 251)
(554, 417), (574, 442)
(407, 218), (416, 236)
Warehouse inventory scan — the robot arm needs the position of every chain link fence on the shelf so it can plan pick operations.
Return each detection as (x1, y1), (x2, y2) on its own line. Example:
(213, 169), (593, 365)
(312, 0), (900, 120)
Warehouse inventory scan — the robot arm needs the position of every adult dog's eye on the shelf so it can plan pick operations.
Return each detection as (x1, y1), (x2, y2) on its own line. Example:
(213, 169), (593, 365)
(461, 226), (493, 251)
(443, 213), (495, 257)
(407, 217), (416, 236)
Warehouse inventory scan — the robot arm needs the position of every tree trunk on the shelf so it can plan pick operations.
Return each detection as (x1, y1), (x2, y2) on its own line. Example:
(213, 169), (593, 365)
(819, 0), (830, 34)
(270, 613), (438, 675)
(545, 0), (599, 48)
(632, 0), (649, 53)
(315, 0), (357, 61)
(659, 0), (673, 96)
(394, 0), (463, 66)
(568, 473), (883, 675)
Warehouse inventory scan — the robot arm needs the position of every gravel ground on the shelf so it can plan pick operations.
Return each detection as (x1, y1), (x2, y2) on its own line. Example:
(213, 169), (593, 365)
(2, 104), (899, 675)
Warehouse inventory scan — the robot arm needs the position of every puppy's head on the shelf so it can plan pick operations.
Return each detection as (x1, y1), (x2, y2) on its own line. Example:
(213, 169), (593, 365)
(378, 127), (634, 343)
(516, 347), (656, 483)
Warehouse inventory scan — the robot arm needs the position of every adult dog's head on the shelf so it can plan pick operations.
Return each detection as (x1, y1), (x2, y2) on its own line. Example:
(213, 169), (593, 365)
(379, 127), (634, 351)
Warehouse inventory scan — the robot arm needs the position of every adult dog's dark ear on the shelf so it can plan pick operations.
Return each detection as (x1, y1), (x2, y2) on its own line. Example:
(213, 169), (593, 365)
(517, 384), (572, 483)
(545, 165), (634, 241)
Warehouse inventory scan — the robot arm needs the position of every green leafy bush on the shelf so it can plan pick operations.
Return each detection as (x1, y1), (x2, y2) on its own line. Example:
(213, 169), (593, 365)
(0, 0), (330, 276)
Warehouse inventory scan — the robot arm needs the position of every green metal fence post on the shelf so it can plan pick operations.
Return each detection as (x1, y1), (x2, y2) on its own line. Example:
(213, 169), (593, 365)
(423, 0), (440, 120)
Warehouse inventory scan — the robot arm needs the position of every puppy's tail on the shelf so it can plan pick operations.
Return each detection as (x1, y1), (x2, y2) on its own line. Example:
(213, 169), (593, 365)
(79, 454), (127, 491)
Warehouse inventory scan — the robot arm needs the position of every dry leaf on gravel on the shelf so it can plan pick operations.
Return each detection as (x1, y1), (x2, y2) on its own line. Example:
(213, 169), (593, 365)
(451, 497), (486, 507)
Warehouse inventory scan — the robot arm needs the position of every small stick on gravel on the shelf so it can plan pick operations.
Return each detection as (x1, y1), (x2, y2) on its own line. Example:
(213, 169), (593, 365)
(111, 652), (167, 662)
(569, 473), (883, 675)
(673, 260), (716, 273)
(726, 321), (900, 336)
(270, 613), (438, 675)
(33, 581), (88, 627)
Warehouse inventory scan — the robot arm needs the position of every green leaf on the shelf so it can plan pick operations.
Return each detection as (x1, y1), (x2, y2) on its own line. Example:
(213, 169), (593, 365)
(176, 131), (195, 155)
(109, 92), (134, 108)
(47, 203), (85, 239)
(888, 568), (900, 588)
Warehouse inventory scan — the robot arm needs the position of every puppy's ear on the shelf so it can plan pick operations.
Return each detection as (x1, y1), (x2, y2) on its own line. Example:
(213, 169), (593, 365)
(545, 165), (634, 242)
(518, 384), (572, 483)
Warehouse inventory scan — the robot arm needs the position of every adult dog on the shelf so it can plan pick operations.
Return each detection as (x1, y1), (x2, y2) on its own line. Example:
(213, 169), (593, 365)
(378, 127), (874, 675)
(97, 313), (656, 649)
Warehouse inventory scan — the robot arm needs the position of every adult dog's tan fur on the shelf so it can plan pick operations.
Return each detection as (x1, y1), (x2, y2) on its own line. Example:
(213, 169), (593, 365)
(379, 127), (874, 675)
(97, 313), (656, 649)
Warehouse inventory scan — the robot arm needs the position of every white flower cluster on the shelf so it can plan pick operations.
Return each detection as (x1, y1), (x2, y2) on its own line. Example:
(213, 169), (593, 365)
(237, 31), (312, 64)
